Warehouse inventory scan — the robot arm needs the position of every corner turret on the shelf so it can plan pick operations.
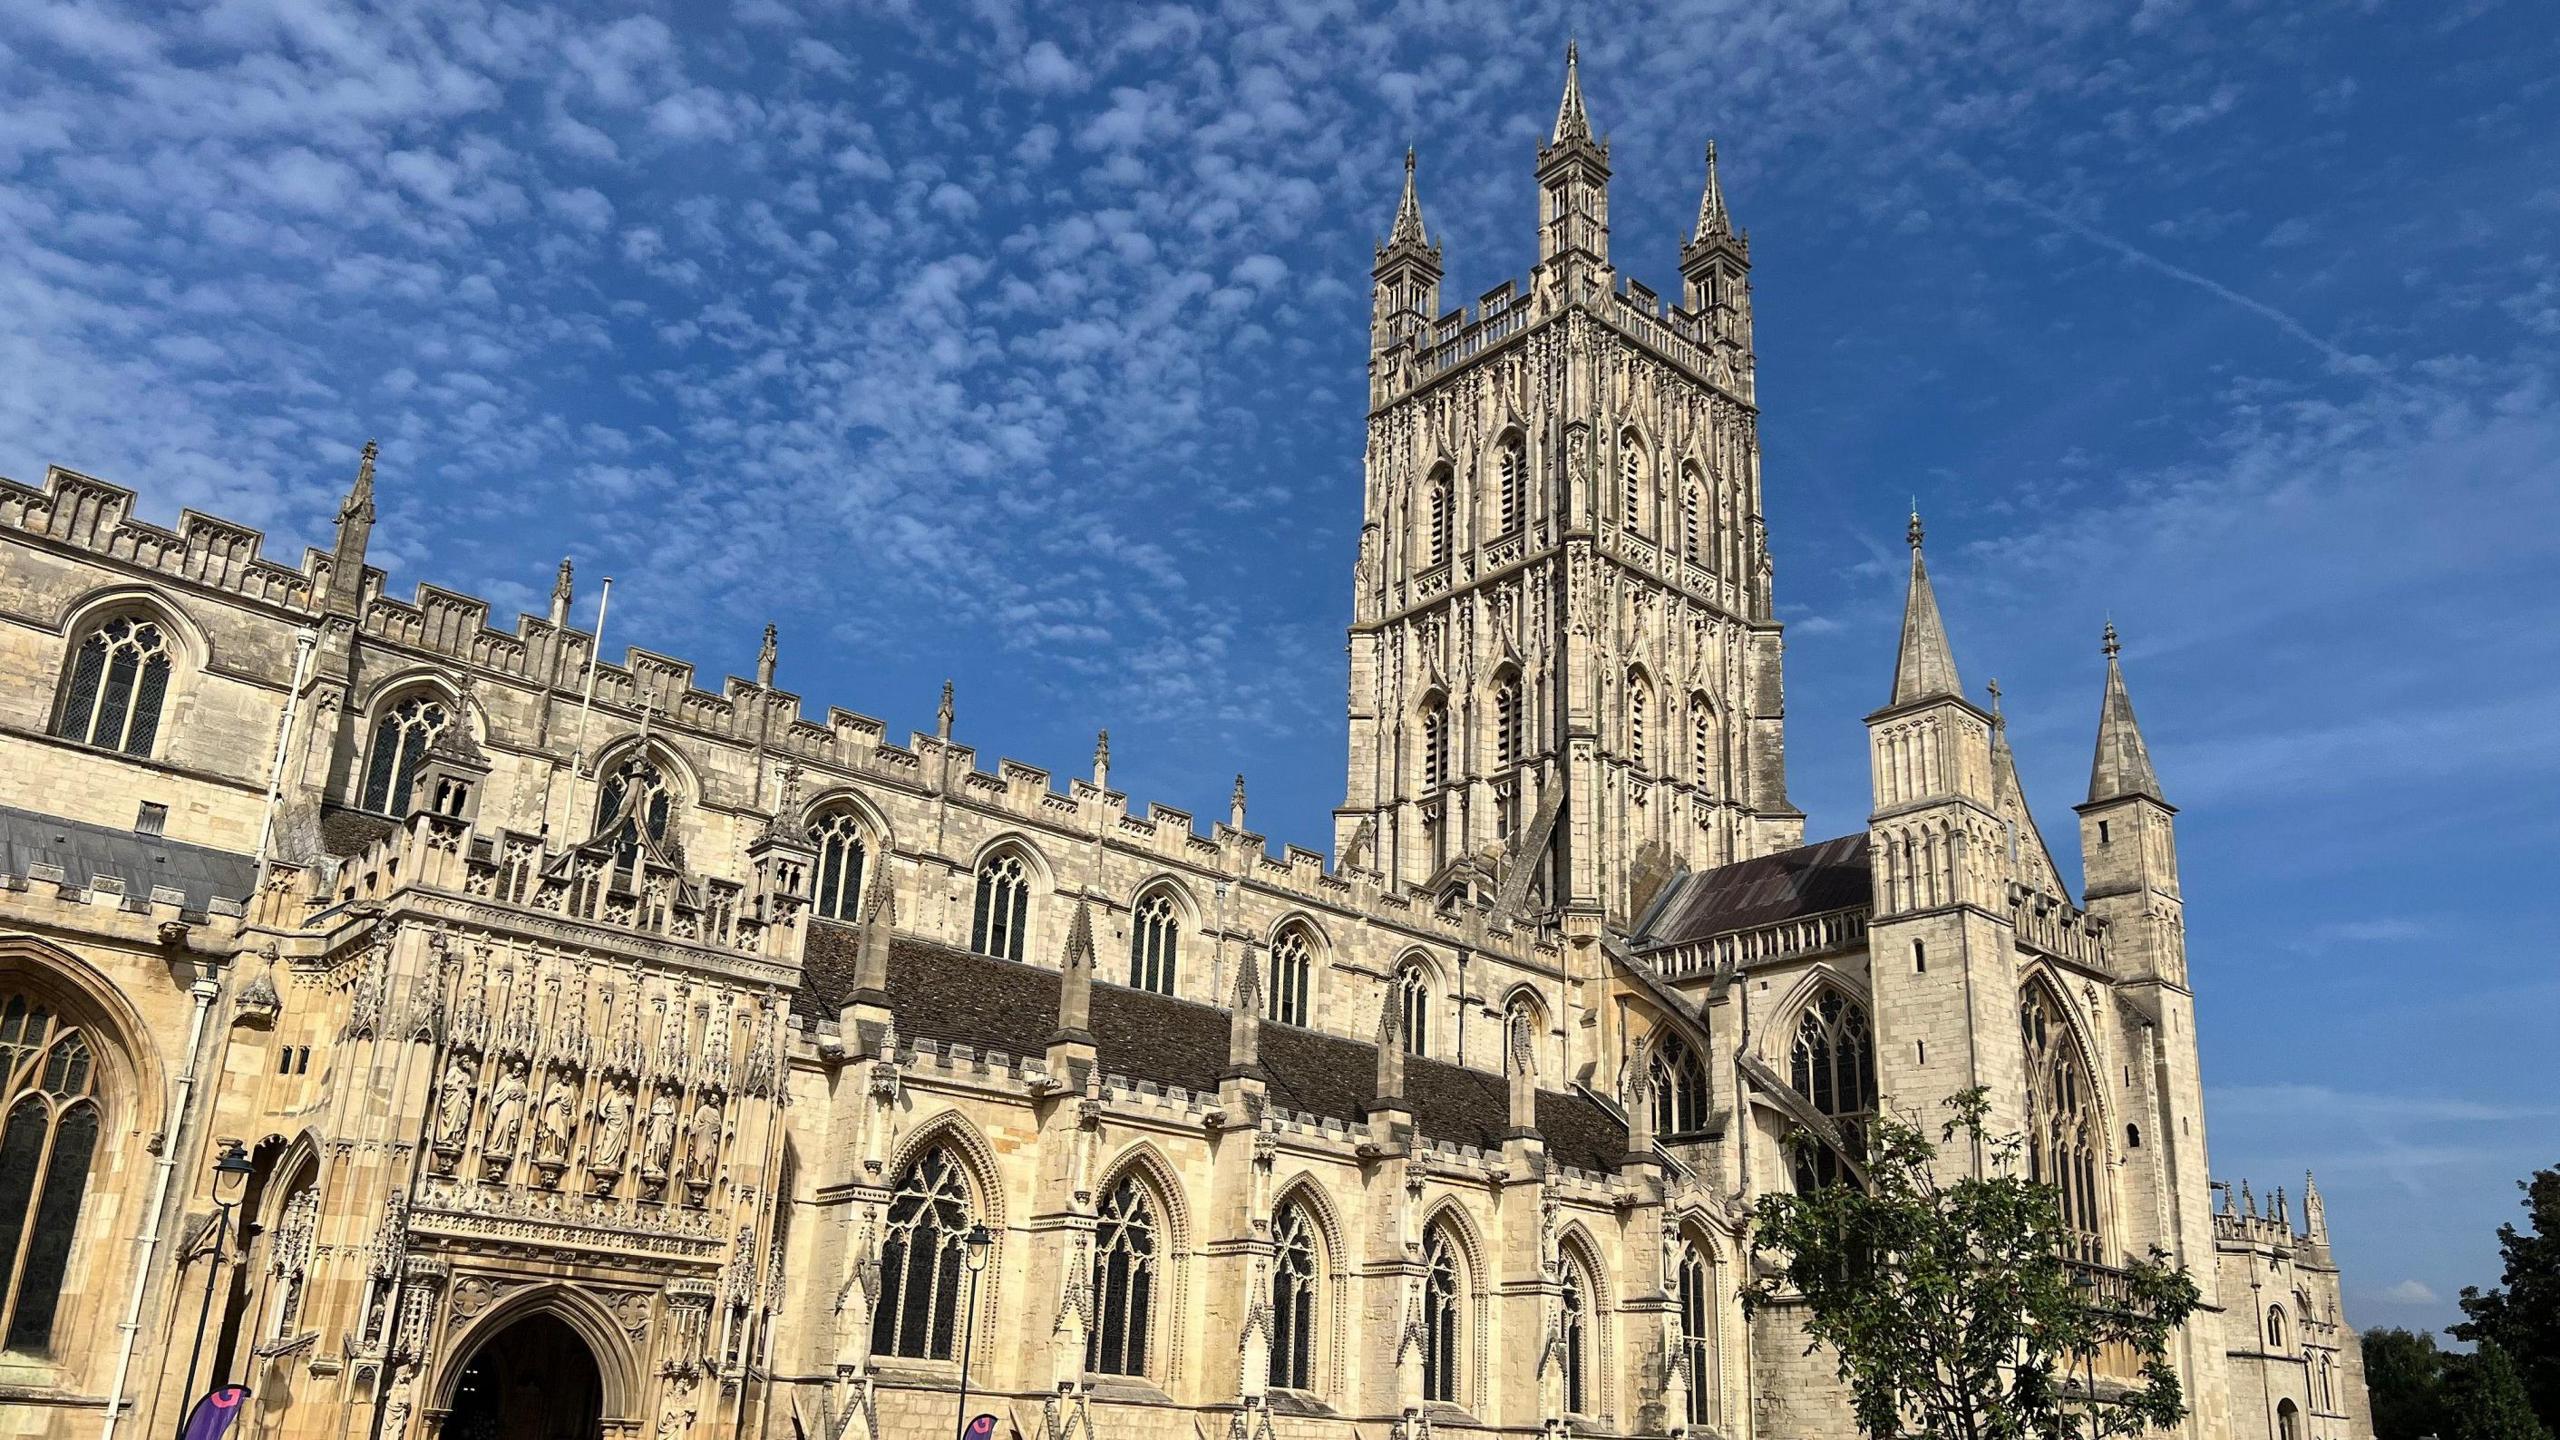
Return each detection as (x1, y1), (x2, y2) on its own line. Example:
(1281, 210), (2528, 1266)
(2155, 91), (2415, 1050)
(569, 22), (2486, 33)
(2075, 624), (2185, 985)
(1535, 43), (1612, 288)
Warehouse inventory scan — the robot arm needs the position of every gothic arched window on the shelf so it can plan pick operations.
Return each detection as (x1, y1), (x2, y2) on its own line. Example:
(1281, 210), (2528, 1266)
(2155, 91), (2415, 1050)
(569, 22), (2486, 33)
(1649, 1032), (1709, 1138)
(2277, 1400), (2299, 1440)
(1503, 995), (1541, 1075)
(2265, 1305), (2287, 1352)
(1496, 434), (1526, 535)
(596, 750), (676, 885)
(1627, 672), (1652, 771)
(1677, 1240), (1718, 1424)
(1087, 1175), (1160, 1377)
(52, 613), (173, 757)
(1620, 430), (1646, 533)
(1690, 695), (1720, 795)
(1493, 672), (1523, 770)
(872, 1145), (976, 1361)
(1396, 962), (1431, 1056)
(1269, 1198), (1318, 1391)
(1421, 1225), (1462, 1404)
(1425, 467), (1453, 569)
(1420, 697), (1449, 794)
(1682, 469), (1705, 563)
(0, 991), (104, 1356)
(811, 809), (870, 922)
(265, 1170), (321, 1341)
(360, 692), (452, 814)
(1789, 989), (1876, 1192)
(970, 851), (1030, 961)
(2021, 982), (2106, 1263)
(1128, 889), (1179, 995)
(1268, 927), (1314, 1028)
(1560, 1252), (1592, 1415)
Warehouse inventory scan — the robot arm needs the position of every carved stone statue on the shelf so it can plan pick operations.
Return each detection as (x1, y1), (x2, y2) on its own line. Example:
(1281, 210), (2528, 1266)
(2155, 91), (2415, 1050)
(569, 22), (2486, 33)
(641, 1089), (678, 1177)
(590, 1085), (633, 1173)
(432, 1057), (475, 1150)
(483, 1058), (528, 1159)
(535, 1071), (578, 1164)
(683, 1097), (721, 1188)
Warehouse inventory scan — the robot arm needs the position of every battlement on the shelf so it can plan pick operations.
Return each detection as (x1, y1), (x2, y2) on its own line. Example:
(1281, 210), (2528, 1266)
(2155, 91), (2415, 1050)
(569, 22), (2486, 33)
(0, 466), (319, 610)
(2009, 884), (2113, 972)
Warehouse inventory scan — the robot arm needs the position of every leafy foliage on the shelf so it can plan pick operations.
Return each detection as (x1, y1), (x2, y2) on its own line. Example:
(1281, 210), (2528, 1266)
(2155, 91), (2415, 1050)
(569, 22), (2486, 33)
(2454, 1167), (2560, 1435)
(2440, 1342), (2553, 1440)
(1745, 1089), (2201, 1440)
(2362, 1327), (2449, 1440)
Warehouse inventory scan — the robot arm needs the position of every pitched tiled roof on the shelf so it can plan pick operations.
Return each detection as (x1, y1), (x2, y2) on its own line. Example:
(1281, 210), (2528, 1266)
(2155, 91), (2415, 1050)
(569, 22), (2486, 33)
(0, 803), (255, 913)
(1633, 832), (1871, 948)
(852, 930), (1627, 1172)
(318, 805), (398, 858)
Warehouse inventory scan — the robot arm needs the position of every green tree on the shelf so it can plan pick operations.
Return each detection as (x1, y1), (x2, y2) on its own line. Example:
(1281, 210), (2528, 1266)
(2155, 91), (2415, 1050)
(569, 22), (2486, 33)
(2454, 1166), (2560, 1435)
(2440, 1342), (2553, 1440)
(2361, 1327), (2447, 1440)
(1745, 1089), (2203, 1440)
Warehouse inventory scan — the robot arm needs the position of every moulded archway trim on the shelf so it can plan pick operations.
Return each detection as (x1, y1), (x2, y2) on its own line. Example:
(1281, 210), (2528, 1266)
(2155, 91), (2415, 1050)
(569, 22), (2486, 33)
(1093, 1139), (1192, 1257)
(2016, 965), (2118, 1140)
(966, 832), (1056, 893)
(879, 1108), (1009, 1232)
(797, 785), (896, 854)
(429, 1282), (643, 1426)
(1415, 1195), (1489, 1293)
(0, 932), (168, 1140)
(53, 583), (211, 669)
(1269, 1172), (1348, 1273)
(1760, 963), (1870, 1068)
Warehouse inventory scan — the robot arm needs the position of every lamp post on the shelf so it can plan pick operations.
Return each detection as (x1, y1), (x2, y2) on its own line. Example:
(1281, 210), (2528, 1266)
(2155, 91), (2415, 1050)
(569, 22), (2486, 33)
(176, 1139), (256, 1440)
(952, 1223), (995, 1440)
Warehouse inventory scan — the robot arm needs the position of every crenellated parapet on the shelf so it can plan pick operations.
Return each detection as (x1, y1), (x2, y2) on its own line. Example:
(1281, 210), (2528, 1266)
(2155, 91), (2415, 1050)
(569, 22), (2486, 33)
(0, 465), (319, 609)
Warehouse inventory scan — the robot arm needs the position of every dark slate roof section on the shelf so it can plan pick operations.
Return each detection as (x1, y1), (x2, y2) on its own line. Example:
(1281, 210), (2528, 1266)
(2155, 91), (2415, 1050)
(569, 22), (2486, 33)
(877, 935), (1627, 1173)
(1634, 832), (1871, 949)
(793, 918), (865, 1024)
(319, 805), (398, 858)
(0, 803), (256, 914)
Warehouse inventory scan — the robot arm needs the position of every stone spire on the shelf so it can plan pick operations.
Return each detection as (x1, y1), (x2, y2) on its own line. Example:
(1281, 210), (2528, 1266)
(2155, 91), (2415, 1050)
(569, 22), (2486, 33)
(2087, 622), (2164, 804)
(1551, 40), (1593, 146)
(1889, 508), (1963, 707)
(1388, 148), (1429, 250)
(326, 439), (380, 615)
(2303, 1170), (2328, 1243)
(1053, 897), (1096, 1044)
(1223, 945), (1266, 1082)
(1693, 139), (1732, 241)
(1372, 983), (1407, 1108)
(339, 439), (378, 527)
(848, 861), (896, 1011)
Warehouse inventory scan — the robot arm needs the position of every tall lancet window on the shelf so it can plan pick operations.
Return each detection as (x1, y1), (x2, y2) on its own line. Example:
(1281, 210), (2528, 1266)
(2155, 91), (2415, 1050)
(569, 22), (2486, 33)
(1790, 990), (1876, 1192)
(1421, 1226), (1462, 1404)
(1691, 695), (1720, 795)
(361, 692), (451, 813)
(811, 809), (870, 922)
(1268, 928), (1314, 1028)
(1627, 673), (1652, 771)
(970, 851), (1030, 961)
(1269, 1199), (1318, 1391)
(1396, 962), (1431, 1056)
(0, 991), (104, 1356)
(1493, 673), (1523, 770)
(872, 1145), (976, 1361)
(1087, 1175), (1160, 1377)
(53, 613), (173, 757)
(1497, 434), (1526, 535)
(1620, 430), (1646, 532)
(2021, 983), (2107, 1264)
(1420, 698), (1449, 793)
(1128, 889), (1179, 995)
(1425, 466), (1453, 568)
(1560, 1254), (1592, 1415)
(1648, 1032), (1709, 1138)
(1677, 1241), (1719, 1424)
(1682, 469), (1705, 563)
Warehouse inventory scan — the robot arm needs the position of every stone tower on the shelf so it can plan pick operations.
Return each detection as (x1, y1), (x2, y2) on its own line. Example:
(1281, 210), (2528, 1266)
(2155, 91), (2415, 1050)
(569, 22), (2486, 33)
(1336, 48), (1801, 926)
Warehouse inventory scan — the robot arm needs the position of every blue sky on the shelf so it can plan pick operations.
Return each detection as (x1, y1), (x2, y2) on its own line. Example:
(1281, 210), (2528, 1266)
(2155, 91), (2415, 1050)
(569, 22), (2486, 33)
(2, 0), (2553, 1338)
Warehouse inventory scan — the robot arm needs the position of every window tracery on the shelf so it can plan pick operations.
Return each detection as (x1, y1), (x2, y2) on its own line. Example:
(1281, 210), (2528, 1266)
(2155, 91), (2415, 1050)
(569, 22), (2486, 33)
(1397, 963), (1430, 1056)
(872, 1145), (975, 1361)
(1789, 989), (1876, 1192)
(1088, 1174), (1160, 1377)
(1269, 1198), (1318, 1391)
(1425, 468), (1453, 568)
(811, 809), (870, 923)
(0, 990), (103, 1356)
(1128, 890), (1179, 995)
(1560, 1252), (1592, 1415)
(52, 613), (172, 757)
(1677, 1240), (1718, 1424)
(1421, 1225), (1462, 1404)
(361, 693), (452, 814)
(1496, 435), (1525, 535)
(970, 851), (1030, 961)
(596, 751), (676, 887)
(1268, 928), (1314, 1028)
(1420, 698), (1449, 794)
(1648, 1032), (1709, 1138)
(2021, 982), (2106, 1263)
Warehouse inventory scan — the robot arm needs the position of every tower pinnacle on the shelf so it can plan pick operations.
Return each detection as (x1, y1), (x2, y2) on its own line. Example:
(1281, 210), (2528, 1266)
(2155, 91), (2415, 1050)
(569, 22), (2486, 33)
(2087, 623), (2165, 804)
(340, 440), (378, 525)
(1694, 140), (1732, 241)
(1889, 510), (1963, 706)
(1553, 40), (1593, 145)
(1388, 148), (1429, 249)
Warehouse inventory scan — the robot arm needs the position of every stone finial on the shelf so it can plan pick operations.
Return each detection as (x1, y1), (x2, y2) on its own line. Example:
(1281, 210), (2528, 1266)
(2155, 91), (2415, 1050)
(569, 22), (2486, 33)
(551, 557), (574, 614)
(936, 679), (955, 741)
(1387, 147), (1430, 251)
(757, 624), (778, 688)
(1093, 729), (1110, 790)
(340, 439), (379, 525)
(1225, 945), (1265, 1081)
(1506, 1019), (1538, 1136)
(849, 861), (896, 1007)
(1373, 982), (1407, 1107)
(1693, 139), (1732, 241)
(1551, 40), (1593, 146)
(2087, 622), (2165, 805)
(1230, 774), (1248, 830)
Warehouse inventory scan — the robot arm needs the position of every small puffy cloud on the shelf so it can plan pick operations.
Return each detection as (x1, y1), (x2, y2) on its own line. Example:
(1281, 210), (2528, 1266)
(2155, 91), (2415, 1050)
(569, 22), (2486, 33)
(1018, 40), (1087, 94)
(2378, 1280), (2439, 1305)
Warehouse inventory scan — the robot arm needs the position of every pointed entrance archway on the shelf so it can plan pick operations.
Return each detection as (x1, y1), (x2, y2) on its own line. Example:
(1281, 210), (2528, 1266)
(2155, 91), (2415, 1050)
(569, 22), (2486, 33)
(442, 1312), (603, 1440)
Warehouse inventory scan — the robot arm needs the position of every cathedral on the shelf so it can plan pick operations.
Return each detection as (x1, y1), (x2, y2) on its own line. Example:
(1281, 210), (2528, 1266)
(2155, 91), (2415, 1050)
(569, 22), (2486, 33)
(0, 49), (2369, 1440)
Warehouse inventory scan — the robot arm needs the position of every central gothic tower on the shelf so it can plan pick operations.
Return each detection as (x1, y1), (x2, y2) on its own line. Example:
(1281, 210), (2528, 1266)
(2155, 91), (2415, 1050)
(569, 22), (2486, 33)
(1337, 47), (1802, 926)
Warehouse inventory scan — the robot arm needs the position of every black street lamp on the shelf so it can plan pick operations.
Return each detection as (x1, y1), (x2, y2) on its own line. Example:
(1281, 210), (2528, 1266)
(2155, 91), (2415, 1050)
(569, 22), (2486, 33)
(176, 1138), (256, 1440)
(952, 1223), (995, 1440)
